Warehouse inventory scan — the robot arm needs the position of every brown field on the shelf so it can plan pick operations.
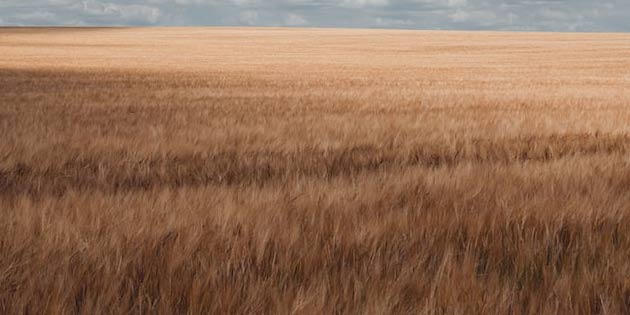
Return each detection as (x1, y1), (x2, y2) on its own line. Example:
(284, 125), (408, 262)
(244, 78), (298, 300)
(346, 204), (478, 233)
(2, 27), (630, 314)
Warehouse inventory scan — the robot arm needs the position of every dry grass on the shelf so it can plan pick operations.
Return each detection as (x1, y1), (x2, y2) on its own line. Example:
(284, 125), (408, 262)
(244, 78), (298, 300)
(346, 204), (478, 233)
(2, 27), (630, 314)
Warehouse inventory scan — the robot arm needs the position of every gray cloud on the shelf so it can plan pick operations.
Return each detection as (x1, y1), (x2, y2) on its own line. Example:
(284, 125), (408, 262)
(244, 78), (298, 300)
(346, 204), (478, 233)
(0, 0), (628, 31)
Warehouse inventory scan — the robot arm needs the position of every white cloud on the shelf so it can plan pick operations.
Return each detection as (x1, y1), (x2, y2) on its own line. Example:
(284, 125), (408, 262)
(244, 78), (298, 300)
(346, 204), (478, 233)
(375, 16), (414, 26)
(449, 8), (498, 26)
(284, 13), (307, 26)
(341, 0), (389, 8)
(81, 0), (161, 23)
(449, 9), (469, 22)
(17, 10), (56, 21)
(231, 0), (261, 5)
(447, 0), (466, 7)
(239, 10), (258, 25)
(540, 8), (571, 20)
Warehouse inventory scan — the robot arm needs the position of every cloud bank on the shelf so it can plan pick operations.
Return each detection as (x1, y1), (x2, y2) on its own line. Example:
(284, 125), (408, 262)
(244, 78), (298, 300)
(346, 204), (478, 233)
(0, 0), (628, 31)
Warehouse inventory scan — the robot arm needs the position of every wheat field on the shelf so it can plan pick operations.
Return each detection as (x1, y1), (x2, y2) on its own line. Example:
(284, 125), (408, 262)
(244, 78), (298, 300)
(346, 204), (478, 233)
(2, 27), (630, 314)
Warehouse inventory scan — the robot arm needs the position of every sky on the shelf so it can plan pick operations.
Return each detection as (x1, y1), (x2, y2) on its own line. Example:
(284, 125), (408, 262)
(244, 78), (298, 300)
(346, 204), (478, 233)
(0, 0), (628, 32)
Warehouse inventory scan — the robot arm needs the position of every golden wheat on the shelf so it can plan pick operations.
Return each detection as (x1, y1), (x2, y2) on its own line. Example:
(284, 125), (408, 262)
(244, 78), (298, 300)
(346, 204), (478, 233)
(1, 27), (630, 314)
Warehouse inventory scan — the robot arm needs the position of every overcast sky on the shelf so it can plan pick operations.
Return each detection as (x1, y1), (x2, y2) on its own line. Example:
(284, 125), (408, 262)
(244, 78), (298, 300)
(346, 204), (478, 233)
(0, 0), (628, 32)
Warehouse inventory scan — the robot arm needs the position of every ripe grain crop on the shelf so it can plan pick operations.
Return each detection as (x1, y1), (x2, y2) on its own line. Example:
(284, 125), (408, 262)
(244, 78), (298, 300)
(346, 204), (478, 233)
(1, 27), (630, 314)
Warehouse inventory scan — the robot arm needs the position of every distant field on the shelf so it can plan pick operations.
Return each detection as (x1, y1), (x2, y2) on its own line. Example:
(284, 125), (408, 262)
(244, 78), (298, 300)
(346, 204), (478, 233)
(2, 28), (630, 314)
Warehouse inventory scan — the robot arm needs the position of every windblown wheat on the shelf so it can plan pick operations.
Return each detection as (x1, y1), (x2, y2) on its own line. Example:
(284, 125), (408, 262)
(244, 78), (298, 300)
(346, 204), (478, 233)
(1, 27), (630, 314)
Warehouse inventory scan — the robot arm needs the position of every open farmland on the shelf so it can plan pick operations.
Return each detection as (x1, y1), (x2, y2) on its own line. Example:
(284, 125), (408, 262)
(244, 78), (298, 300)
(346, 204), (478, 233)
(2, 27), (630, 314)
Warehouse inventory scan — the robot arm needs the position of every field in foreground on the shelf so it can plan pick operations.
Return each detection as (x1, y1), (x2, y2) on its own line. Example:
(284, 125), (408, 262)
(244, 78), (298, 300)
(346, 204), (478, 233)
(2, 28), (630, 314)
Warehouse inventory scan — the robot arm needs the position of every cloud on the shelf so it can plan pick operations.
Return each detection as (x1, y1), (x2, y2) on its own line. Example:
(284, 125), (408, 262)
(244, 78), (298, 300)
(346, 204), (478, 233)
(284, 13), (307, 25)
(239, 10), (258, 25)
(0, 0), (162, 25)
(14, 10), (58, 24)
(374, 16), (413, 26)
(341, 0), (389, 8)
(0, 0), (628, 31)
(449, 8), (497, 25)
(447, 0), (466, 7)
(82, 0), (161, 23)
